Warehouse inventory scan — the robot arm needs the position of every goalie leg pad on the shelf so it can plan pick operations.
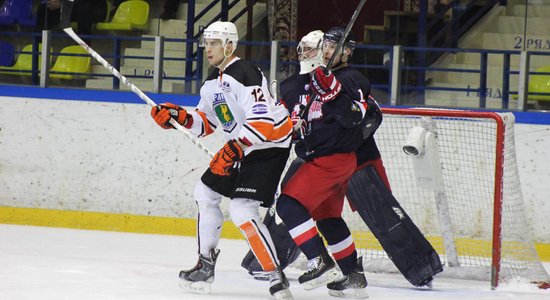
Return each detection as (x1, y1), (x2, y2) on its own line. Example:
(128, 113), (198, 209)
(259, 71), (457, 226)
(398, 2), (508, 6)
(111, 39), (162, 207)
(346, 165), (443, 287)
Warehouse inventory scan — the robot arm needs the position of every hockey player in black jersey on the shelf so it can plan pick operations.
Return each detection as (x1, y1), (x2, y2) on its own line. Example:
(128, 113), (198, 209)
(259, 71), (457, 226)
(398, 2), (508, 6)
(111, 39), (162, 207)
(273, 28), (370, 297)
(242, 27), (442, 298)
(321, 27), (442, 293)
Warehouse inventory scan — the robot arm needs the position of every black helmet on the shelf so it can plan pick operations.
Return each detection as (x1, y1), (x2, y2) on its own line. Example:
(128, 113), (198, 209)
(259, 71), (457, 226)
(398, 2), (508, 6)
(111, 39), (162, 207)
(323, 27), (356, 50)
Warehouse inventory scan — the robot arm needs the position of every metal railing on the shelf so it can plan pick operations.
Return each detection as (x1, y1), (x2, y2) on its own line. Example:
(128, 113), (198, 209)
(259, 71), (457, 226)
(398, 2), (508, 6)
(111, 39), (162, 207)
(1, 31), (550, 111)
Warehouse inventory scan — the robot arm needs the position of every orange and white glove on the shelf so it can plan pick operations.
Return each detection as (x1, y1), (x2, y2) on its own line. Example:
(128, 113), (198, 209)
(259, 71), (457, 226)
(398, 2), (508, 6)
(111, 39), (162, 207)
(150, 103), (189, 129)
(209, 140), (244, 176)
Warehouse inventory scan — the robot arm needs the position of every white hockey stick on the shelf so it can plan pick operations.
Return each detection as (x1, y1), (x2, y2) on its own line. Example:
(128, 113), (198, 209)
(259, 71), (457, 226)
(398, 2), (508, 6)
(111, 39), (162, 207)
(62, 27), (214, 158)
(270, 79), (279, 101)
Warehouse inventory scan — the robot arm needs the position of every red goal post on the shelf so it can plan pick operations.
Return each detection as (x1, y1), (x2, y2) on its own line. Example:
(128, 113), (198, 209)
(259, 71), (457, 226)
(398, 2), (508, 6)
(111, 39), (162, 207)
(336, 107), (550, 288)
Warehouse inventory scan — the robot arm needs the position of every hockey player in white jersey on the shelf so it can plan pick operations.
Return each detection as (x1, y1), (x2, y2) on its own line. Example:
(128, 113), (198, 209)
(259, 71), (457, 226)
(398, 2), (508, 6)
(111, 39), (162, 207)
(150, 21), (293, 299)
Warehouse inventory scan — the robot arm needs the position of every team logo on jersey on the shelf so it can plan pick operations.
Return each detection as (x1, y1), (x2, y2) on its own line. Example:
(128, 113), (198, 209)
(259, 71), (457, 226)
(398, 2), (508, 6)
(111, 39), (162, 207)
(213, 93), (237, 132)
(308, 99), (323, 121)
(351, 101), (361, 112)
(219, 81), (231, 92)
(252, 103), (268, 114)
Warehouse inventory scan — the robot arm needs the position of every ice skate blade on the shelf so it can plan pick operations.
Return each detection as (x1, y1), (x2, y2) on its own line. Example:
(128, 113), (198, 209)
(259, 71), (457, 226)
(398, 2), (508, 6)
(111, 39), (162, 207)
(272, 288), (293, 299)
(251, 271), (271, 281)
(328, 288), (369, 299)
(302, 269), (340, 290)
(178, 279), (211, 295)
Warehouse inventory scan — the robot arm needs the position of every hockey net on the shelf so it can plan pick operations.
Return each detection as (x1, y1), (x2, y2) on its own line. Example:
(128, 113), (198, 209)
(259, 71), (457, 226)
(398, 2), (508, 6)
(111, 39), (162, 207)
(340, 107), (549, 288)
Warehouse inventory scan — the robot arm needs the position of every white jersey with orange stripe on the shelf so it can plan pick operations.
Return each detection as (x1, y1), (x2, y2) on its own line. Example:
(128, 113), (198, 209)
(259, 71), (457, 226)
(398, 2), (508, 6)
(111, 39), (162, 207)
(186, 57), (292, 155)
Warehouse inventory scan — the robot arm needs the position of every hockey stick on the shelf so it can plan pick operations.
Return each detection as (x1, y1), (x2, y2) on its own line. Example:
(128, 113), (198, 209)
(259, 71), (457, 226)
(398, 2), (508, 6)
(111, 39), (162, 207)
(297, 0), (367, 120)
(60, 0), (214, 158)
(270, 80), (279, 101)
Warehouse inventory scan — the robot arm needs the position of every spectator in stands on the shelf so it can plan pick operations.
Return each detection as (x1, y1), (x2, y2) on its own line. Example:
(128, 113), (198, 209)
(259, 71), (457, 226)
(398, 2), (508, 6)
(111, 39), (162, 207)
(35, 0), (107, 40)
(160, 0), (188, 20)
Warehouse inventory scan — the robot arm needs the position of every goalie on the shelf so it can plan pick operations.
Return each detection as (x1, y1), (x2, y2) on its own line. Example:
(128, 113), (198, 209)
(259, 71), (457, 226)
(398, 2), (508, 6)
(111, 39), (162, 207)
(241, 28), (443, 293)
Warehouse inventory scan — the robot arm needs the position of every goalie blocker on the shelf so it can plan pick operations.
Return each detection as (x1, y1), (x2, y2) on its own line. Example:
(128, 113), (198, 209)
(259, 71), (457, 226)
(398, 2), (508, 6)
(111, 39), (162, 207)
(242, 162), (443, 287)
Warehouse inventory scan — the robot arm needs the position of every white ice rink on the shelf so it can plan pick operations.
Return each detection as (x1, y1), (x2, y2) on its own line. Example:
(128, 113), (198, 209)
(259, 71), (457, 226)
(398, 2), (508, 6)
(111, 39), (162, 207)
(1, 224), (549, 300)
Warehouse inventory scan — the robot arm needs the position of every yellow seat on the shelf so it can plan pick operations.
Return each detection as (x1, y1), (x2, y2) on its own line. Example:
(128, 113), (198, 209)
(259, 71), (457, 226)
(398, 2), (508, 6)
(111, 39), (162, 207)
(0, 43), (49, 76)
(96, 0), (149, 31)
(528, 65), (550, 101)
(49, 45), (91, 80)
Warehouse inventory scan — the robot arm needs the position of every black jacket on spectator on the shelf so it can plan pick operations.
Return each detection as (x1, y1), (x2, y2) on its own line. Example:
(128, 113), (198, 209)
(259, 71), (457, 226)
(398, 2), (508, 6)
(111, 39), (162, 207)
(35, 0), (107, 38)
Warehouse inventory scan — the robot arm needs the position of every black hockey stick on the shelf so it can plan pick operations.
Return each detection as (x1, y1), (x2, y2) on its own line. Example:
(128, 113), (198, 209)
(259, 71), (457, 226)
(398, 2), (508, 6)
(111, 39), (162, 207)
(297, 0), (367, 120)
(59, 0), (214, 157)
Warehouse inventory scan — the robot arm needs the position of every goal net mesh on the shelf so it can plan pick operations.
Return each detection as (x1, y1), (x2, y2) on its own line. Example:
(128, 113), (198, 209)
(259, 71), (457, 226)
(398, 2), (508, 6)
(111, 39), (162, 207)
(287, 108), (549, 286)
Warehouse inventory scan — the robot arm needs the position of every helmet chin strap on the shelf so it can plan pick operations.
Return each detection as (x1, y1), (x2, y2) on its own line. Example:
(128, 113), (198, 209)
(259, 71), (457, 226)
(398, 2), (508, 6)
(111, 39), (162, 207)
(214, 46), (234, 69)
(331, 52), (349, 70)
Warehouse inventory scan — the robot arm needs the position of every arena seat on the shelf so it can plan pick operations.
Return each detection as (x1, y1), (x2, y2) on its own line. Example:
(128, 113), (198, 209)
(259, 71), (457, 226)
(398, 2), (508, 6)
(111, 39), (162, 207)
(0, 41), (15, 67)
(528, 66), (550, 101)
(0, 43), (48, 76)
(96, 0), (149, 31)
(49, 45), (91, 80)
(0, 0), (35, 26)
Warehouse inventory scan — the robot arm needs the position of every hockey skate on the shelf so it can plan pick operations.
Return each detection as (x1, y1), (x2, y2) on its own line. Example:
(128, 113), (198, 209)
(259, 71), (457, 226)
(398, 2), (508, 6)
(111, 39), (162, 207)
(327, 256), (368, 299)
(178, 249), (220, 294)
(269, 267), (293, 299)
(298, 250), (340, 290)
(419, 276), (433, 288)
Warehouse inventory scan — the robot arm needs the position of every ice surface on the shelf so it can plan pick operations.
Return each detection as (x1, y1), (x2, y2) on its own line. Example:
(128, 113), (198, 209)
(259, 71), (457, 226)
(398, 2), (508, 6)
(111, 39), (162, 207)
(0, 224), (548, 300)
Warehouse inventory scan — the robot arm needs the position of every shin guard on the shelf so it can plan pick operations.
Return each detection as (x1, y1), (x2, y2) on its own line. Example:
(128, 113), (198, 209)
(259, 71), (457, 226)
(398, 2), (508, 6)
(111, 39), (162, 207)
(241, 158), (305, 276)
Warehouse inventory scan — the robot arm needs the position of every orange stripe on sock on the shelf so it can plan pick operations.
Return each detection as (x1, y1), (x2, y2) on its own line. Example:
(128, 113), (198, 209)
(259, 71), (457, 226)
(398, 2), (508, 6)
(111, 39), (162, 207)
(239, 221), (276, 271)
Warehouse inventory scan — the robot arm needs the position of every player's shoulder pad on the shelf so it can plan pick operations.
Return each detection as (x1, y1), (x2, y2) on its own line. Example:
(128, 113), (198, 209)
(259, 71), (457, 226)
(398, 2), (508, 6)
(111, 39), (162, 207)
(336, 67), (368, 83)
(280, 73), (309, 97)
(335, 67), (371, 98)
(224, 59), (263, 87)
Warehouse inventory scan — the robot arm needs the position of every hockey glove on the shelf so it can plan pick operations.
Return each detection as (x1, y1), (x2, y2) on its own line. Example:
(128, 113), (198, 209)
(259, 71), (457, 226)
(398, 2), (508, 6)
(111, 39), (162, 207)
(310, 66), (342, 102)
(209, 139), (244, 176)
(290, 108), (307, 140)
(150, 103), (189, 129)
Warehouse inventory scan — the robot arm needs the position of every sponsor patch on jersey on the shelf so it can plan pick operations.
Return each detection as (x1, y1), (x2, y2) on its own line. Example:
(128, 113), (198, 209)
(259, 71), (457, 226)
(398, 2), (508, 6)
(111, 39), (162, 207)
(251, 103), (268, 114)
(213, 93), (237, 132)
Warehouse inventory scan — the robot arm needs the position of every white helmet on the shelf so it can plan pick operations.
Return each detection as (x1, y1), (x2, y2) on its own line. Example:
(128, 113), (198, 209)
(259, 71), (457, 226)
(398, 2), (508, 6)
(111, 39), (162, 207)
(203, 21), (239, 51)
(297, 30), (324, 74)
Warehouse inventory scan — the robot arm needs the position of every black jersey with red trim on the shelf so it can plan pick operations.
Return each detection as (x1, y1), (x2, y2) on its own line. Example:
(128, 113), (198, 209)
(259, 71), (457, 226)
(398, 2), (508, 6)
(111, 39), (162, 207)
(297, 72), (364, 159)
(280, 67), (381, 162)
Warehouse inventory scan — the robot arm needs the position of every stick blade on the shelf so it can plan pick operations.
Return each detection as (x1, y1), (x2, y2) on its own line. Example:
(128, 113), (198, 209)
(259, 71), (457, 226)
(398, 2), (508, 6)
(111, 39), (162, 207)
(60, 0), (74, 29)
